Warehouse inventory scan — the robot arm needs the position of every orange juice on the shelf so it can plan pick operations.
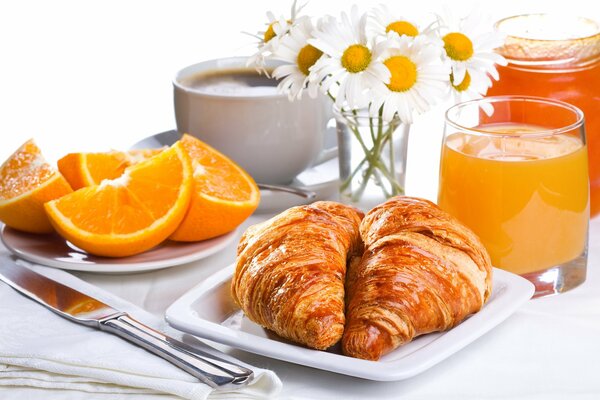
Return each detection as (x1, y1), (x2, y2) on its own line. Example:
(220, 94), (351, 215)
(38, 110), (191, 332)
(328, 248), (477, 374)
(438, 124), (589, 274)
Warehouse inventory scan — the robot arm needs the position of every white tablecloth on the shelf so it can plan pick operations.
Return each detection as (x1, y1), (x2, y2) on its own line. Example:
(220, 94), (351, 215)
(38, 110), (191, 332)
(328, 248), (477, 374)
(2, 212), (599, 400)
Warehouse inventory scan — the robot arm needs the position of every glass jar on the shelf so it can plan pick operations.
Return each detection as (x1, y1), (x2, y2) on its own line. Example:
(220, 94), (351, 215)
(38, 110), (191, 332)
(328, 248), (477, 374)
(488, 14), (600, 216)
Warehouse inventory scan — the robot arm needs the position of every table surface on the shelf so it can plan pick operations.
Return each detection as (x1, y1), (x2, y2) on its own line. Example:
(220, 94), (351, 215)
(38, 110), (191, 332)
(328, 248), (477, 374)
(80, 216), (600, 400)
(2, 213), (599, 400)
(2, 1), (600, 398)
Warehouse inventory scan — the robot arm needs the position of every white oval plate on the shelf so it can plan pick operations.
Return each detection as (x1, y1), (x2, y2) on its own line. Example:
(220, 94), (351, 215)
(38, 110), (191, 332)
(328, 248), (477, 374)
(166, 264), (535, 381)
(0, 225), (237, 274)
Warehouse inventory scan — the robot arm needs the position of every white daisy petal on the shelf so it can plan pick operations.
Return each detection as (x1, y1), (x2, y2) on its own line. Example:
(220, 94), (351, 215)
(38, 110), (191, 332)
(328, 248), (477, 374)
(481, 101), (495, 116)
(370, 62), (392, 83)
(453, 65), (467, 86)
(307, 8), (394, 110)
(251, 16), (324, 100)
(382, 97), (397, 122)
(273, 64), (298, 79)
(368, 33), (449, 123)
(438, 8), (507, 89)
(369, 94), (385, 117)
(333, 75), (349, 107)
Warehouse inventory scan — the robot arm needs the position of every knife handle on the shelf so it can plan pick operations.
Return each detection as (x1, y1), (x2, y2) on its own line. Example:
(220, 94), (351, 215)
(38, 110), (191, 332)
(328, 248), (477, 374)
(100, 314), (254, 388)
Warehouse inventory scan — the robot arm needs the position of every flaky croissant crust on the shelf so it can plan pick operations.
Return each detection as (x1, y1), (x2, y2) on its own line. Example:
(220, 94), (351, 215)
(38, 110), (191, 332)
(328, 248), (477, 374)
(343, 196), (493, 360)
(231, 201), (363, 350)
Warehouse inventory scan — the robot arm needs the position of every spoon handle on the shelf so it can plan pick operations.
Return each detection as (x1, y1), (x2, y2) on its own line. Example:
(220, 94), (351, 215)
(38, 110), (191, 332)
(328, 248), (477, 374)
(257, 184), (316, 200)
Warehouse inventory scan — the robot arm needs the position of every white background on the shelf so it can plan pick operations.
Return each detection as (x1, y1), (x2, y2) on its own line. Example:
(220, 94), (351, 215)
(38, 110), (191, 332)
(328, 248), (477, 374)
(1, 0), (599, 201)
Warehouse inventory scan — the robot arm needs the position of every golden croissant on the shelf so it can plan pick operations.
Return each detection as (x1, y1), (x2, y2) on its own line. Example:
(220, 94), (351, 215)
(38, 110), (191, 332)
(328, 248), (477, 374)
(342, 196), (493, 360)
(231, 201), (364, 350)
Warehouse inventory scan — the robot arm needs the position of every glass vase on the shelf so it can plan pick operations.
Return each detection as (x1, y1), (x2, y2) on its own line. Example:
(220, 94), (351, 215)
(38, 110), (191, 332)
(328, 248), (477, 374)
(334, 108), (410, 210)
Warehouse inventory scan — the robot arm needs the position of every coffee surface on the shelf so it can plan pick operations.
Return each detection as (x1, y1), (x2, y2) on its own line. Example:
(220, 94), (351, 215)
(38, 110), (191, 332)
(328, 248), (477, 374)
(180, 68), (279, 96)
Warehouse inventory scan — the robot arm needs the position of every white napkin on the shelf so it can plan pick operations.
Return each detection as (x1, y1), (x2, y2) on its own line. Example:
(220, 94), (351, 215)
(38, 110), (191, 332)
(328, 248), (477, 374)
(0, 255), (282, 400)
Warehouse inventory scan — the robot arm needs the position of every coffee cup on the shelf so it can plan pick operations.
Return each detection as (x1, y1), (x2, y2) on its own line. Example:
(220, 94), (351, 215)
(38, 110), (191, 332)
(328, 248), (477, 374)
(173, 57), (336, 185)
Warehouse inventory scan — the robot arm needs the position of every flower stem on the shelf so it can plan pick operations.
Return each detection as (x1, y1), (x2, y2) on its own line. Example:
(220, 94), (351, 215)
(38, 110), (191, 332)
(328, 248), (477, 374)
(339, 110), (408, 203)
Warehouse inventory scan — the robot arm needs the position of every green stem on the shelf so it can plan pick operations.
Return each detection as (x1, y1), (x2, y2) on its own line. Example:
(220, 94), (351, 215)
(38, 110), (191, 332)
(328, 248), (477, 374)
(326, 90), (336, 104)
(368, 115), (376, 143)
(349, 116), (389, 200)
(340, 156), (367, 192)
(339, 109), (408, 202)
(374, 159), (405, 194)
(389, 126), (395, 184)
(339, 115), (381, 193)
(340, 128), (378, 193)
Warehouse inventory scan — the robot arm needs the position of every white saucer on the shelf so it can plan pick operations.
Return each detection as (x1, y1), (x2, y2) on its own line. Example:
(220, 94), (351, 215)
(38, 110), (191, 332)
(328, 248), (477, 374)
(130, 130), (340, 214)
(0, 225), (237, 274)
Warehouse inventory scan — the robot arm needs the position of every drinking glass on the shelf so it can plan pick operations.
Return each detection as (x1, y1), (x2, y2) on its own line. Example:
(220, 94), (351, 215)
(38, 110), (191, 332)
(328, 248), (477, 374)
(438, 96), (589, 297)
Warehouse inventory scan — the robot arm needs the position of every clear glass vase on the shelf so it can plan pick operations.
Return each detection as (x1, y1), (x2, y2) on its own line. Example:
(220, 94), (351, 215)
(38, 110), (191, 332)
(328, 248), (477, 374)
(335, 108), (410, 210)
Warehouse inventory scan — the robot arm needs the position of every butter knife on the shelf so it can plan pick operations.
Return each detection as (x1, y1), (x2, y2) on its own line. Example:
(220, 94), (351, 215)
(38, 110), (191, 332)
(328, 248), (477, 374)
(0, 257), (254, 388)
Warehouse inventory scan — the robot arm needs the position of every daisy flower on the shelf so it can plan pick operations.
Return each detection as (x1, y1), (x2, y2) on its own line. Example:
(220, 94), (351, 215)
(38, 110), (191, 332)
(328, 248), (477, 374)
(367, 4), (430, 39)
(270, 17), (324, 99)
(309, 6), (390, 109)
(449, 69), (495, 114)
(436, 8), (507, 87)
(246, 0), (307, 72)
(369, 34), (450, 123)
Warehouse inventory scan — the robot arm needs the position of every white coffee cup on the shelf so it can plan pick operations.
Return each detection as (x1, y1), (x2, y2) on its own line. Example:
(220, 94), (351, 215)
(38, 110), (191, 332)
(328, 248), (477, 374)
(173, 57), (335, 184)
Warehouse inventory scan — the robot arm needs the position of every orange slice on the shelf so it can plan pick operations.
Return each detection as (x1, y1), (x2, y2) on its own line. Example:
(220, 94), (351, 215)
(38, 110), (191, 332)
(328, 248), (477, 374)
(0, 139), (73, 233)
(45, 142), (192, 257)
(170, 134), (260, 242)
(58, 149), (164, 190)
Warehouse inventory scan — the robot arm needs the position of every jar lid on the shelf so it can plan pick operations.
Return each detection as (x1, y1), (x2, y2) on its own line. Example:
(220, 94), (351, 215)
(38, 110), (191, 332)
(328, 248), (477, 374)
(495, 14), (600, 69)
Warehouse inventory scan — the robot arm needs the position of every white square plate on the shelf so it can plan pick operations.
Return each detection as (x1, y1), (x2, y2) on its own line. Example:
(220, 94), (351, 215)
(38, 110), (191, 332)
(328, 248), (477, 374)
(166, 264), (534, 381)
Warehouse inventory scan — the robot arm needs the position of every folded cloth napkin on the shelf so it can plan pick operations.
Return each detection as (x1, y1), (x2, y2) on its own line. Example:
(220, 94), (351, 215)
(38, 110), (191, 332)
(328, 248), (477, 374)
(0, 255), (282, 400)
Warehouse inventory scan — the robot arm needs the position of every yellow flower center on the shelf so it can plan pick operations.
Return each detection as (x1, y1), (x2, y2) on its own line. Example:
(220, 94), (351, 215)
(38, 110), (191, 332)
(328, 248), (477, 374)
(385, 21), (419, 37)
(384, 56), (418, 92)
(443, 32), (474, 61)
(297, 44), (323, 76)
(263, 23), (277, 43)
(450, 71), (472, 92)
(341, 44), (372, 73)
(263, 20), (291, 43)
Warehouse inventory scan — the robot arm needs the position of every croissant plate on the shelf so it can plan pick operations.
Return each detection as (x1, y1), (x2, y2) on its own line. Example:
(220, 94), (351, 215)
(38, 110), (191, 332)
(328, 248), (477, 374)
(231, 201), (364, 350)
(342, 196), (493, 360)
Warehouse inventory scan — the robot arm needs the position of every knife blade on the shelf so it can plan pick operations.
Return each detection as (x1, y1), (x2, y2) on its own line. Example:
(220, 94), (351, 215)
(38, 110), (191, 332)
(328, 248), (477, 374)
(0, 256), (254, 388)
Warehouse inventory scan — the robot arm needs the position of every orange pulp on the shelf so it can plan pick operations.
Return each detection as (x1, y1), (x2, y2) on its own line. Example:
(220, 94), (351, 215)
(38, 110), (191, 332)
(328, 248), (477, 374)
(438, 124), (589, 274)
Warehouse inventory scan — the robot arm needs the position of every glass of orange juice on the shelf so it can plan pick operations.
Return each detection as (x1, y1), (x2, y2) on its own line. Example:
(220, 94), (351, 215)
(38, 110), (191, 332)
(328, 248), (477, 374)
(438, 96), (589, 297)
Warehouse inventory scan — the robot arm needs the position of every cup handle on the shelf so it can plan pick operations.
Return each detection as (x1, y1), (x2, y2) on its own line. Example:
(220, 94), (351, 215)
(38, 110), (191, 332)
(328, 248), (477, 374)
(314, 126), (338, 165)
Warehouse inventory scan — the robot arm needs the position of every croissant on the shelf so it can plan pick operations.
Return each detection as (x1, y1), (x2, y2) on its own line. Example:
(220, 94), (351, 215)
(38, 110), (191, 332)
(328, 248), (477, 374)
(231, 201), (364, 350)
(342, 196), (493, 360)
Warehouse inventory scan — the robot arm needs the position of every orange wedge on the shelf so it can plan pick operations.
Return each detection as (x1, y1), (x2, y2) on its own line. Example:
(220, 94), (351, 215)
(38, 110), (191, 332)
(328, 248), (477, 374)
(58, 149), (164, 190)
(0, 139), (73, 233)
(170, 134), (260, 242)
(44, 142), (192, 257)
